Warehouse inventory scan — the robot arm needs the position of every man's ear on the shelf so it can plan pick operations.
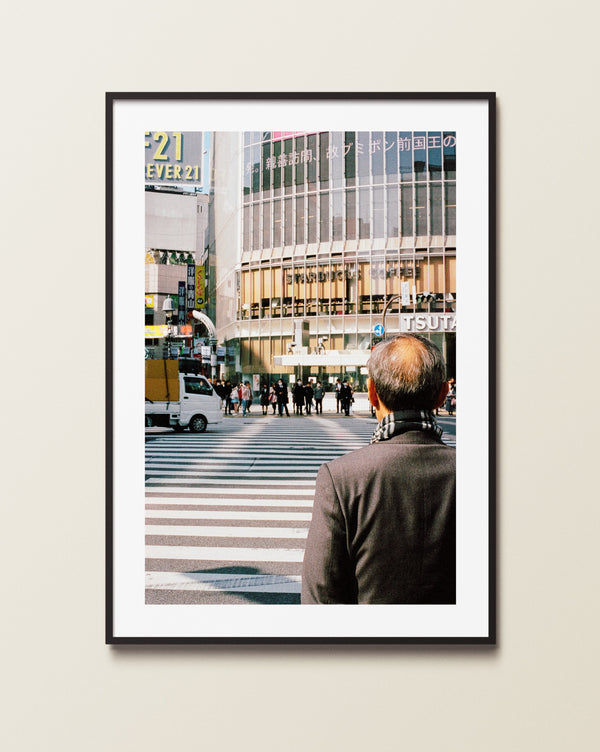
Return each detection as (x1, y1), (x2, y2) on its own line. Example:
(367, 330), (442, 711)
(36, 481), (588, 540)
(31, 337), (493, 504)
(433, 381), (450, 409)
(367, 378), (380, 410)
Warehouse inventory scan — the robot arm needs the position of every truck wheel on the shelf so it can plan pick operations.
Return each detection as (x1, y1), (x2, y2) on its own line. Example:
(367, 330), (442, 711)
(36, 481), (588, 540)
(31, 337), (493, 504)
(189, 415), (207, 433)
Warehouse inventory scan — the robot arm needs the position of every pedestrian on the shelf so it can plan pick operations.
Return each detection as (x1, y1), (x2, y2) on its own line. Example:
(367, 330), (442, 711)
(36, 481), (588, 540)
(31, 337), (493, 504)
(217, 379), (228, 410)
(275, 378), (290, 416)
(335, 378), (342, 413)
(445, 378), (456, 416)
(269, 383), (278, 414)
(230, 383), (239, 414)
(304, 380), (314, 415)
(224, 379), (232, 414)
(241, 381), (252, 417)
(293, 379), (305, 415)
(260, 383), (270, 415)
(313, 380), (324, 414)
(246, 381), (253, 413)
(339, 379), (353, 416)
(302, 333), (455, 604)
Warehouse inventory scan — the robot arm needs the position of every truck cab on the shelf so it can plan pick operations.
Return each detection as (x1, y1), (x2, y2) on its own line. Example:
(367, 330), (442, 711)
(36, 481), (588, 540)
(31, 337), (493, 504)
(177, 374), (222, 432)
(145, 361), (222, 432)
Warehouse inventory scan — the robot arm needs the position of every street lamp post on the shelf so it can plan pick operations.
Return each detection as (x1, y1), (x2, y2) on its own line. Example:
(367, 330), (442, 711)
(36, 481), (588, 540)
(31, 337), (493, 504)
(162, 297), (175, 358)
(380, 294), (402, 340)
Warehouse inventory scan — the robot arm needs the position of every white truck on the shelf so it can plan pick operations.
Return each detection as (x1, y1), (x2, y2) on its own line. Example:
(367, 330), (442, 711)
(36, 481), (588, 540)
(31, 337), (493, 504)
(145, 359), (223, 433)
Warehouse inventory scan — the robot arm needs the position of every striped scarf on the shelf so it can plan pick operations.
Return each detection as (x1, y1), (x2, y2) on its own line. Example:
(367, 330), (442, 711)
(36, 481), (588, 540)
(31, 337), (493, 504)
(370, 409), (444, 444)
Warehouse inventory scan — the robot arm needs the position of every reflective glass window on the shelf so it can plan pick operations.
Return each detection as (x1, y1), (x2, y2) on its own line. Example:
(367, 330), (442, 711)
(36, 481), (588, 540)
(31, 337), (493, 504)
(296, 195), (305, 245)
(372, 131), (384, 184)
(401, 184), (413, 236)
(319, 132), (329, 189)
(332, 190), (343, 241)
(295, 135), (305, 189)
(330, 132), (344, 189)
(307, 134), (317, 189)
(385, 131), (398, 183)
(443, 132), (456, 179)
(358, 187), (370, 239)
(399, 131), (413, 182)
(243, 204), (251, 251)
(386, 185), (399, 237)
(344, 131), (356, 186)
(428, 132), (442, 178)
(373, 186), (384, 238)
(308, 194), (317, 243)
(414, 131), (427, 182)
(415, 183), (427, 235)
(252, 202), (260, 249)
(273, 199), (282, 247)
(262, 141), (271, 196)
(320, 192), (330, 242)
(273, 140), (282, 194)
(430, 183), (443, 235)
(445, 182), (456, 234)
(252, 144), (260, 194)
(284, 197), (293, 245)
(346, 189), (357, 240)
(284, 138), (293, 194)
(357, 131), (370, 185)
(263, 201), (271, 248)
(243, 146), (251, 200)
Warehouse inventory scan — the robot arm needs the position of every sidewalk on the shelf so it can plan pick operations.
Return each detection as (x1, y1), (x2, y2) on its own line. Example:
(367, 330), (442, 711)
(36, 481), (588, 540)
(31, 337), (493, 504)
(225, 392), (456, 419)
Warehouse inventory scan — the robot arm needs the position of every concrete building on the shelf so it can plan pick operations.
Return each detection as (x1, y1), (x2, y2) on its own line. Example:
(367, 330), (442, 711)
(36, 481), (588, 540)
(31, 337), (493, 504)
(144, 189), (209, 360)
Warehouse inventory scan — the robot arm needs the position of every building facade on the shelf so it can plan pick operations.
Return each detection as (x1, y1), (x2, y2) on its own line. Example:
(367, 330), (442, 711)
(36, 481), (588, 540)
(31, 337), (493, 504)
(144, 189), (210, 361)
(213, 130), (457, 389)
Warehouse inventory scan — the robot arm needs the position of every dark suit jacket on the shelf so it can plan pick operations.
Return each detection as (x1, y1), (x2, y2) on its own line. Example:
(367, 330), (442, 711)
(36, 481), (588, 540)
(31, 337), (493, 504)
(301, 431), (456, 604)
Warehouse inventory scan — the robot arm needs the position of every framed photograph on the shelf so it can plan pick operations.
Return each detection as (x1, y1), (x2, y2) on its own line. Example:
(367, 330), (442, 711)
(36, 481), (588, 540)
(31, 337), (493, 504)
(106, 93), (496, 644)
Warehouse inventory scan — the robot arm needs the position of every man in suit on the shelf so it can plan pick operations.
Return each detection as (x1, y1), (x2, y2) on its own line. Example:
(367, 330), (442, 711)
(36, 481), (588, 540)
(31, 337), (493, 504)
(302, 334), (455, 604)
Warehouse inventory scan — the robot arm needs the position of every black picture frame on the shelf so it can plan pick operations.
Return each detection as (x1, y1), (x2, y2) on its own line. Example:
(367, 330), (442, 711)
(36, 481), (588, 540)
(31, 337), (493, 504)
(106, 92), (496, 645)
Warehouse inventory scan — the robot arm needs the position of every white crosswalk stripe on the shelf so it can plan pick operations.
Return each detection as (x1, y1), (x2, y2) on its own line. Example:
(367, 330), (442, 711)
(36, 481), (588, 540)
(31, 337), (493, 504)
(145, 510), (312, 521)
(145, 414), (455, 604)
(146, 524), (309, 539)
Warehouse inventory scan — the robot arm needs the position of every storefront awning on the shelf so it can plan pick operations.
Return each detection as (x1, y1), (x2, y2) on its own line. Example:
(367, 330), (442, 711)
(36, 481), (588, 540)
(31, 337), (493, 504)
(273, 350), (371, 367)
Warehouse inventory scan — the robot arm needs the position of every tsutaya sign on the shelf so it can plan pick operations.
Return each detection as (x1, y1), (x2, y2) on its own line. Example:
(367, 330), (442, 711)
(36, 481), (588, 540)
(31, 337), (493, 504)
(400, 313), (456, 332)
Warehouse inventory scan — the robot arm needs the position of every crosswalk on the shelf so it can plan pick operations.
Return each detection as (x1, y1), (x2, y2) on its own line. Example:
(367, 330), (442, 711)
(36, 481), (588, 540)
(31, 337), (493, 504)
(145, 414), (456, 604)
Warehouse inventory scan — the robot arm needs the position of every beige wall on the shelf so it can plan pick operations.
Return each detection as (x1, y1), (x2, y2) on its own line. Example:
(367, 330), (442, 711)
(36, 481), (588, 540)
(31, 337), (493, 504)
(145, 191), (208, 253)
(5, 3), (600, 752)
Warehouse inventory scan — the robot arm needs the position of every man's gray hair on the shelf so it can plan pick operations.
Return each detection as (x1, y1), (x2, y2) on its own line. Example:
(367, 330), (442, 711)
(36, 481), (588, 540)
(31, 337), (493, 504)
(367, 334), (446, 411)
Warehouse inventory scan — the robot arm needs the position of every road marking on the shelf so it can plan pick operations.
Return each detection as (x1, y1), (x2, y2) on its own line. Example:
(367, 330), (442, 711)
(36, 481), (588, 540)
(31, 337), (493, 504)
(145, 458), (329, 467)
(146, 546), (305, 562)
(146, 478), (315, 496)
(146, 572), (301, 593)
(146, 524), (308, 539)
(145, 470), (317, 480)
(145, 509), (312, 521)
(146, 496), (314, 507)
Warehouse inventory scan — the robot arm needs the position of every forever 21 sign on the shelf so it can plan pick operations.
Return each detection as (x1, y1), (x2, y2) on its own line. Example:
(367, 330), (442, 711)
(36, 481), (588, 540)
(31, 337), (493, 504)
(144, 131), (205, 187)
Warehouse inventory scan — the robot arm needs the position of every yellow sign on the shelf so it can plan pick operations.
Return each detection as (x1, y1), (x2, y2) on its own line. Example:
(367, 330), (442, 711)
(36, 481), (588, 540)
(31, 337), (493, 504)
(145, 295), (155, 308)
(195, 266), (205, 309)
(145, 325), (168, 338)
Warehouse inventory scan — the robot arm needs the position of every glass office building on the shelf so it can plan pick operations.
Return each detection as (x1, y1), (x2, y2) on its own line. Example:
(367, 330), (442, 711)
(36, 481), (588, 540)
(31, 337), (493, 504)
(219, 130), (457, 388)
